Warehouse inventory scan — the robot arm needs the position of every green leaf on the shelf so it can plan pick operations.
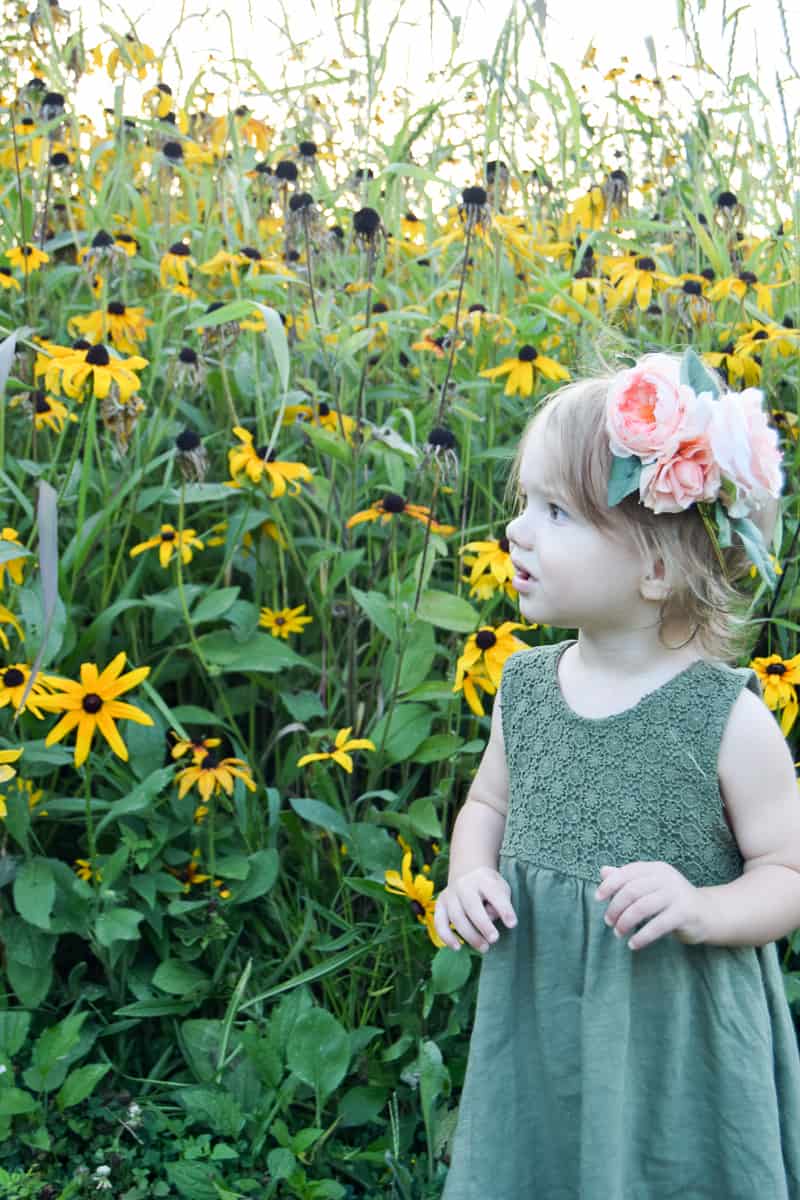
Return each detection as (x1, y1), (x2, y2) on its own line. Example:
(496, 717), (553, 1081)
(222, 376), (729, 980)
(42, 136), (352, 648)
(229, 849), (279, 905)
(94, 767), (174, 837)
(0, 1011), (31, 1057)
(166, 1161), (221, 1200)
(431, 946), (472, 994)
(381, 620), (436, 695)
(302, 421), (353, 465)
(251, 302), (291, 392)
(607, 453), (641, 506)
(416, 590), (479, 633)
(13, 860), (55, 930)
(714, 499), (732, 548)
(191, 587), (240, 624)
(286, 1008), (351, 1106)
(0, 1088), (39, 1116)
(0, 540), (31, 565)
(1, 918), (56, 1007)
(680, 346), (720, 399)
(179, 1019), (224, 1083)
(153, 959), (210, 996)
(113, 997), (196, 1017)
(55, 1063), (111, 1111)
(731, 516), (777, 588)
(281, 690), (326, 722)
(338, 1084), (389, 1127)
(350, 586), (397, 640)
(184, 298), (257, 328)
(407, 796), (443, 838)
(290, 797), (349, 838)
(412, 733), (463, 764)
(28, 1012), (88, 1091)
(176, 1086), (245, 1137)
(370, 703), (433, 763)
(196, 630), (311, 673)
(95, 907), (144, 947)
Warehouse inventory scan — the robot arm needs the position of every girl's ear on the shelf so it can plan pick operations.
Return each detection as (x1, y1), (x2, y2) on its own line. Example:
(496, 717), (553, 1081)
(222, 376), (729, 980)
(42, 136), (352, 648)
(639, 556), (670, 601)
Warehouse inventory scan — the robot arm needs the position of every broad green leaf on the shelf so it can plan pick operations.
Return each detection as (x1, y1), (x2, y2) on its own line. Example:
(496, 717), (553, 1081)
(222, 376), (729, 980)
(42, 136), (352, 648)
(338, 1084), (389, 1127)
(289, 797), (349, 838)
(176, 1086), (245, 1137)
(350, 586), (397, 640)
(251, 302), (290, 391)
(680, 346), (720, 399)
(95, 907), (144, 947)
(0, 540), (31, 565)
(0, 1011), (30, 1057)
(166, 1161), (221, 1200)
(412, 733), (463, 764)
(370, 703), (433, 762)
(431, 946), (472, 994)
(153, 959), (210, 996)
(13, 860), (55, 930)
(95, 767), (174, 837)
(731, 516), (777, 588)
(179, 1019), (224, 1083)
(416, 589), (479, 633)
(228, 849), (279, 905)
(286, 1008), (350, 1106)
(607, 453), (641, 506)
(192, 587), (240, 624)
(56, 1063), (111, 1110)
(302, 421), (353, 465)
(407, 795), (443, 838)
(28, 1012), (87, 1091)
(196, 630), (310, 673)
(0, 1087), (39, 1116)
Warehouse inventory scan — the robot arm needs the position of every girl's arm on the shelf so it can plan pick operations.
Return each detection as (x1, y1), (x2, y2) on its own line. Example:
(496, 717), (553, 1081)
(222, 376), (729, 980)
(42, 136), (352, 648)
(700, 688), (800, 948)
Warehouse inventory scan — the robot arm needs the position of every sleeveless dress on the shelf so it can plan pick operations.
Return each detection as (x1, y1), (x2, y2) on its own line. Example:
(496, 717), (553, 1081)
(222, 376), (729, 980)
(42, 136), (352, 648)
(442, 639), (800, 1199)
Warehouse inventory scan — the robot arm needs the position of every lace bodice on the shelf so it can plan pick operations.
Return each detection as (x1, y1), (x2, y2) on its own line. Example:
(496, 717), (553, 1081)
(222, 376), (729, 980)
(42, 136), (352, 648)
(499, 640), (761, 887)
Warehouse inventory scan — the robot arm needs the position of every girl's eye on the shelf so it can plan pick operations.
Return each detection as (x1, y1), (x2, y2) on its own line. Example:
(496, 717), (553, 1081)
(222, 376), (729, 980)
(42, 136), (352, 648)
(548, 502), (566, 520)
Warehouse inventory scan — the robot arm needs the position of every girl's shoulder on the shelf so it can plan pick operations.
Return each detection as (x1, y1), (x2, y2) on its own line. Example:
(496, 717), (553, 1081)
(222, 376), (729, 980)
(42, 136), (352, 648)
(695, 656), (763, 701)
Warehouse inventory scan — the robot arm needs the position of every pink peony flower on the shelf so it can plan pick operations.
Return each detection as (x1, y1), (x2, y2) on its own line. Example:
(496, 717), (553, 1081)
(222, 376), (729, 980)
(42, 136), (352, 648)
(708, 389), (783, 516)
(639, 436), (721, 514)
(606, 354), (707, 462)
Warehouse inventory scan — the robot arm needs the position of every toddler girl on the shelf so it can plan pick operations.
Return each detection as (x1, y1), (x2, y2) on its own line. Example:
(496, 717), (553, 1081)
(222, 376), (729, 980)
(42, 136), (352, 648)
(436, 351), (800, 1198)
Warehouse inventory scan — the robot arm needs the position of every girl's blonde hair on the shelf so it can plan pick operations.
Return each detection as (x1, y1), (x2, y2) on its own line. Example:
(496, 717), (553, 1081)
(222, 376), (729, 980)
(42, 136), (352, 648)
(505, 372), (779, 664)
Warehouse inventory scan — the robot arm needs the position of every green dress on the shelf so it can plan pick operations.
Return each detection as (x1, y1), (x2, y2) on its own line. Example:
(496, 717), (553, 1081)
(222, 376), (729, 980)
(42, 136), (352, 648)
(442, 639), (800, 1199)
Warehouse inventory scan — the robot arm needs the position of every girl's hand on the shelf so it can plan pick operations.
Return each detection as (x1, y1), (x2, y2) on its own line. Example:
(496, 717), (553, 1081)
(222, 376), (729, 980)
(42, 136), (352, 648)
(434, 866), (518, 954)
(595, 861), (708, 951)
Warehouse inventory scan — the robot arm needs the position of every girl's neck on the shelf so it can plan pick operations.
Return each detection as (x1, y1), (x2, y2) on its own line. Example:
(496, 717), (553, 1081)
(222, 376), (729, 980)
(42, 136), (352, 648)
(573, 621), (704, 678)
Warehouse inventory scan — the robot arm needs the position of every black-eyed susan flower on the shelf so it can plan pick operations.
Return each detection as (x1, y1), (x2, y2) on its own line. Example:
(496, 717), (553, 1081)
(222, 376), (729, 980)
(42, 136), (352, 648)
(735, 320), (799, 360)
(159, 242), (194, 288)
(606, 255), (674, 312)
(702, 343), (761, 389)
(226, 427), (313, 496)
(9, 389), (77, 434)
(0, 662), (62, 719)
(259, 604), (313, 638)
(74, 858), (102, 883)
(706, 271), (781, 316)
(750, 555), (783, 582)
(169, 731), (222, 762)
(452, 664), (498, 718)
(106, 33), (156, 79)
(750, 654), (800, 735)
(0, 772), (44, 822)
(282, 401), (358, 443)
(297, 727), (376, 773)
(479, 345), (569, 396)
(165, 848), (231, 897)
(144, 82), (174, 120)
(0, 605), (23, 653)
(0, 529), (28, 589)
(197, 247), (248, 286)
(175, 749), (257, 802)
(68, 302), (153, 354)
(36, 652), (153, 769)
(0, 747), (23, 787)
(6, 243), (49, 275)
(384, 846), (447, 949)
(59, 343), (148, 404)
(0, 267), (21, 291)
(459, 536), (516, 600)
(346, 493), (456, 533)
(455, 622), (529, 691)
(129, 524), (204, 568)
(242, 520), (288, 556)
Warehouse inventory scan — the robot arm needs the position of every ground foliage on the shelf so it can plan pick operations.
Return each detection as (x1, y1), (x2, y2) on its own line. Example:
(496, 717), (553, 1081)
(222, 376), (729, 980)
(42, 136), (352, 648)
(0, 0), (798, 1195)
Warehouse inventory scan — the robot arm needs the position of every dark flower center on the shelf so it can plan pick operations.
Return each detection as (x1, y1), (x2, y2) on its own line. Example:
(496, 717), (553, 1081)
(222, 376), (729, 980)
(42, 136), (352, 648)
(382, 493), (406, 514)
(157, 82), (172, 95)
(176, 429), (201, 451)
(107, 301), (126, 315)
(469, 303), (487, 313)
(475, 629), (497, 650)
(274, 160), (298, 181)
(299, 140), (317, 157)
(635, 256), (656, 271)
(499, 536), (510, 552)
(609, 168), (628, 182)
(256, 445), (276, 461)
(410, 900), (425, 917)
(205, 301), (224, 314)
(3, 668), (24, 687)
(372, 301), (389, 314)
(427, 426), (456, 450)
(255, 162), (273, 175)
(289, 192), (314, 211)
(33, 391), (51, 413)
(50, 152), (70, 167)
(20, 245), (35, 256)
(115, 233), (138, 248)
(86, 345), (110, 365)
(518, 345), (537, 362)
(723, 342), (735, 355)
(286, 250), (300, 262)
(716, 190), (738, 208)
(485, 160), (506, 181)
(462, 185), (488, 207)
(353, 167), (374, 180)
(738, 271), (757, 284)
(72, 338), (91, 351)
(168, 242), (191, 256)
(752, 330), (768, 341)
(91, 230), (114, 248)
(201, 751), (219, 769)
(766, 663), (787, 675)
(239, 246), (262, 260)
(163, 141), (183, 160)
(82, 693), (103, 713)
(783, 315), (796, 329)
(682, 280), (702, 295)
(0, 267), (11, 277)
(161, 530), (176, 542)
(404, 211), (420, 222)
(274, 616), (286, 625)
(353, 207), (381, 237)
(700, 267), (716, 282)
(318, 402), (331, 416)
(179, 346), (198, 363)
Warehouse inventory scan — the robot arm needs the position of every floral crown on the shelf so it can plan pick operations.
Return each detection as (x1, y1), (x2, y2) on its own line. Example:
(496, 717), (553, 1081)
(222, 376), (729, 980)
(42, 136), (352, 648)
(605, 349), (784, 588)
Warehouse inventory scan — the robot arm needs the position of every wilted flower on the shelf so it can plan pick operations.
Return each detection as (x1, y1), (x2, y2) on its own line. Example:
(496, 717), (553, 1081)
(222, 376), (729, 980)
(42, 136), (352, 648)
(458, 185), (491, 234)
(175, 429), (209, 481)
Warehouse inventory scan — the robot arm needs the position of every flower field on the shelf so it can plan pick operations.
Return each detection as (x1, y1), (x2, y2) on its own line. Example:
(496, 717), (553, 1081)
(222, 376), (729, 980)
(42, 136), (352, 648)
(0, 0), (798, 1194)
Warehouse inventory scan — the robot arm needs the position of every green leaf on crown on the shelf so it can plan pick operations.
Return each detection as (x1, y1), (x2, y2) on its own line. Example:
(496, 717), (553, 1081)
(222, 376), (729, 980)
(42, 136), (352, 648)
(680, 346), (720, 400)
(730, 516), (777, 589)
(607, 453), (641, 506)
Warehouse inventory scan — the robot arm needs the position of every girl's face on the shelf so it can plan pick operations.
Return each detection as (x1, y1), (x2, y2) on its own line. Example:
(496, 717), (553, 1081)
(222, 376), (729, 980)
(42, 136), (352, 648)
(505, 427), (652, 633)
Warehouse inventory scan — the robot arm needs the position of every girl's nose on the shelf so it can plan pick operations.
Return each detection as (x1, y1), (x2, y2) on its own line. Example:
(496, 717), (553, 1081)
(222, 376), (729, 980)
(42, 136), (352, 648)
(505, 514), (526, 547)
